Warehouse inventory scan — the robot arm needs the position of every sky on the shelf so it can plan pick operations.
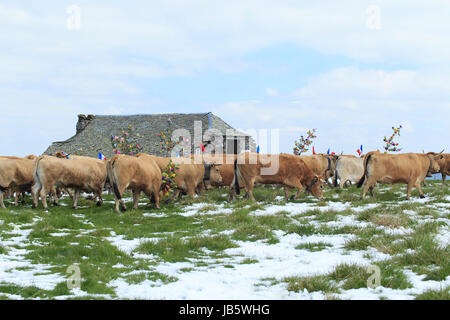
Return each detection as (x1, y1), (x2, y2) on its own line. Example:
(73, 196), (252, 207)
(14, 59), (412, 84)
(1, 0), (449, 157)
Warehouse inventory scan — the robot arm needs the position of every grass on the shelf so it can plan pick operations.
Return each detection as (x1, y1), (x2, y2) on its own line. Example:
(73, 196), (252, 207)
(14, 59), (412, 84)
(0, 180), (448, 300)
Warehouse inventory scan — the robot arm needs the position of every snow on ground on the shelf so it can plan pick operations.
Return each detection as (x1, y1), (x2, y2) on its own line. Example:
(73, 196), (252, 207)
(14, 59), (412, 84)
(108, 230), (388, 300)
(0, 226), (65, 291)
(1, 188), (448, 300)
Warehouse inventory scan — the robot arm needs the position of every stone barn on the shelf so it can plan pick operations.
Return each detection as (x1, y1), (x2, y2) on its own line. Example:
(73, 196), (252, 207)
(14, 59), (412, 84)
(44, 112), (256, 158)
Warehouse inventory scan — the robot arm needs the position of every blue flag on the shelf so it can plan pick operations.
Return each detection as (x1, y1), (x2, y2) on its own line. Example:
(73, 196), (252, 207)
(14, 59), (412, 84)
(257, 145), (260, 153)
(360, 145), (363, 153)
(327, 148), (330, 155)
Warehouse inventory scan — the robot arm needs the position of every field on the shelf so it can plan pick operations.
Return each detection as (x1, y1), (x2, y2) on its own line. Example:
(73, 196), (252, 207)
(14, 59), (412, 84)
(0, 180), (449, 300)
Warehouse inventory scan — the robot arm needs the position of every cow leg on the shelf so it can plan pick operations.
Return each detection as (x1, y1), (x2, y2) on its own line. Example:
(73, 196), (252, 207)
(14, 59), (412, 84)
(0, 191), (5, 209)
(406, 180), (414, 200)
(40, 187), (48, 210)
(284, 186), (290, 202)
(369, 186), (375, 197)
(361, 180), (372, 199)
(152, 180), (160, 209)
(443, 173), (447, 185)
(14, 192), (19, 206)
(96, 188), (103, 207)
(132, 190), (141, 210)
(144, 185), (160, 209)
(72, 189), (80, 209)
(415, 181), (425, 198)
(339, 177), (346, 189)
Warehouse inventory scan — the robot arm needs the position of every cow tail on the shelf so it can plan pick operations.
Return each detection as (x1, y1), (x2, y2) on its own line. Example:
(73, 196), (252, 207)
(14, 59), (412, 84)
(107, 158), (121, 200)
(357, 153), (373, 188)
(233, 158), (241, 195)
(32, 156), (44, 195)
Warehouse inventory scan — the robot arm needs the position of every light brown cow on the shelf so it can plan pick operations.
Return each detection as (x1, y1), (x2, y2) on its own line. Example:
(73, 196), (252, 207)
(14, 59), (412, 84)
(32, 156), (107, 209)
(0, 158), (36, 208)
(357, 151), (443, 199)
(333, 156), (365, 188)
(0, 155), (38, 204)
(107, 154), (162, 213)
(231, 153), (325, 201)
(426, 152), (450, 185)
(135, 153), (223, 200)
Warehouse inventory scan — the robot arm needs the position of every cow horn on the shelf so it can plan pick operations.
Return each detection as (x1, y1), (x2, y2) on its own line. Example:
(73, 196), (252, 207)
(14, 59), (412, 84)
(422, 149), (425, 154)
(439, 149), (445, 154)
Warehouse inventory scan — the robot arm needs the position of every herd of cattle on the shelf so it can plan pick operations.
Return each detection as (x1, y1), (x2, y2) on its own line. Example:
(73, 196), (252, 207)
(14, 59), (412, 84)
(0, 150), (448, 213)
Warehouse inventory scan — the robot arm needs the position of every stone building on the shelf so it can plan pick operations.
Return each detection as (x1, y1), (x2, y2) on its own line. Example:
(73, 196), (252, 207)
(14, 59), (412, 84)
(44, 112), (256, 158)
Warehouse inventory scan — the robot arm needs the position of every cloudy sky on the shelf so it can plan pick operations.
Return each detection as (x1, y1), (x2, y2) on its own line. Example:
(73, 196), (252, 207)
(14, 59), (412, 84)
(1, 1), (449, 156)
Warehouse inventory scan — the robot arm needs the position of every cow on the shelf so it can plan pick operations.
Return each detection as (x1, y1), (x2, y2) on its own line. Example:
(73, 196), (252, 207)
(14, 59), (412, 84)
(230, 153), (325, 202)
(333, 156), (365, 188)
(357, 151), (444, 200)
(298, 154), (337, 185)
(32, 156), (107, 210)
(135, 153), (223, 200)
(200, 154), (237, 188)
(0, 155), (38, 204)
(107, 154), (162, 213)
(0, 158), (36, 208)
(51, 152), (111, 201)
(426, 152), (450, 185)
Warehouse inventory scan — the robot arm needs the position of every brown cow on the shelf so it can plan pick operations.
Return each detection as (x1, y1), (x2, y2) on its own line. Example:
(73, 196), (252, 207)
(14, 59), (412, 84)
(357, 151), (443, 199)
(0, 158), (36, 208)
(426, 152), (450, 185)
(32, 156), (107, 209)
(107, 154), (162, 213)
(135, 153), (223, 200)
(231, 153), (325, 202)
(298, 154), (336, 184)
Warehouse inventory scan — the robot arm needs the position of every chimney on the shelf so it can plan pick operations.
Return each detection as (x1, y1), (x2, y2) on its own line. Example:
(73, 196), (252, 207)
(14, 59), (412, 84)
(76, 114), (94, 134)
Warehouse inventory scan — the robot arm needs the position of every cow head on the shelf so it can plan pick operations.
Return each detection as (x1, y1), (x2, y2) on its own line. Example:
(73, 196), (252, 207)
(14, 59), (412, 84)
(425, 152), (444, 175)
(207, 163), (223, 185)
(305, 175), (325, 199)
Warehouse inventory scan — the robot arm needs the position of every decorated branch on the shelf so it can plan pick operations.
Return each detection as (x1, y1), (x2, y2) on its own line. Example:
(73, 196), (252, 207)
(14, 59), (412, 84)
(383, 125), (402, 153)
(161, 160), (180, 196)
(293, 129), (317, 155)
(156, 118), (189, 156)
(111, 124), (144, 156)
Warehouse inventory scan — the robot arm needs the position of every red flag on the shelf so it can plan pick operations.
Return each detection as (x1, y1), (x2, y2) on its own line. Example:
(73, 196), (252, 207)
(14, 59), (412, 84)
(312, 146), (316, 155)
(200, 142), (205, 152)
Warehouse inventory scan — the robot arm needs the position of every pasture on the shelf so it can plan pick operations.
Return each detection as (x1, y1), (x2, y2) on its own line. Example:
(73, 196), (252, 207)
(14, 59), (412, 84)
(0, 181), (449, 300)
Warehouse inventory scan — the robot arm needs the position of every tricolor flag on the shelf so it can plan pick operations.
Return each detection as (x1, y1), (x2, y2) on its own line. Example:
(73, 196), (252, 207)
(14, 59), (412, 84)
(357, 145), (363, 156)
(98, 152), (107, 161)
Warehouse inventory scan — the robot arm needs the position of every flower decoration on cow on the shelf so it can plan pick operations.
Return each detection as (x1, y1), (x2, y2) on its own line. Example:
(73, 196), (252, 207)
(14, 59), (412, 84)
(293, 129), (317, 155)
(111, 124), (144, 156)
(383, 125), (402, 153)
(161, 160), (180, 197)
